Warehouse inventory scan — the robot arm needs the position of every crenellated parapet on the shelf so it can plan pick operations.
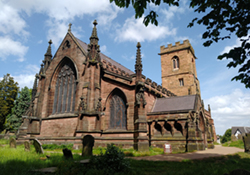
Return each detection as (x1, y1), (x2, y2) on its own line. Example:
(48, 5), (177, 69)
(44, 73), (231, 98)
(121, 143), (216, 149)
(144, 77), (176, 97)
(102, 59), (131, 78)
(159, 39), (196, 58)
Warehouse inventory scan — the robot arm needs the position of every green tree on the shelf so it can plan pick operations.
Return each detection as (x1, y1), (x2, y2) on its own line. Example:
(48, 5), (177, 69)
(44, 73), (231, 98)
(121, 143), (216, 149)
(110, 0), (250, 88)
(0, 74), (19, 132)
(5, 86), (31, 132)
(221, 128), (232, 143)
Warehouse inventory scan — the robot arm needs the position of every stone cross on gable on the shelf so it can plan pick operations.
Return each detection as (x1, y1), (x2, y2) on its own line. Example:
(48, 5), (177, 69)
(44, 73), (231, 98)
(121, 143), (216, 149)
(68, 23), (72, 32)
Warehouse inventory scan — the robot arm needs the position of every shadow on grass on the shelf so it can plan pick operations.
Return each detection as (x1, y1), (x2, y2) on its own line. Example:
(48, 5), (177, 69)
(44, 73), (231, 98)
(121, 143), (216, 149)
(129, 154), (250, 175)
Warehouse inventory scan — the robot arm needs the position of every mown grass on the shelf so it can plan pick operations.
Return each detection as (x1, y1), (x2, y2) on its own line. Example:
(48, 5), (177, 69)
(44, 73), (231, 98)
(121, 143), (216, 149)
(222, 139), (244, 149)
(1, 139), (250, 175)
(130, 153), (250, 175)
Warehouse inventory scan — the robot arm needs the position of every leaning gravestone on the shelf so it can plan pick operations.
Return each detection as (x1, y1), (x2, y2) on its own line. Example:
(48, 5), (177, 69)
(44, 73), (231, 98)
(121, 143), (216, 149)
(33, 138), (44, 154)
(63, 148), (73, 159)
(9, 137), (16, 148)
(82, 135), (95, 156)
(243, 133), (250, 153)
(24, 141), (30, 151)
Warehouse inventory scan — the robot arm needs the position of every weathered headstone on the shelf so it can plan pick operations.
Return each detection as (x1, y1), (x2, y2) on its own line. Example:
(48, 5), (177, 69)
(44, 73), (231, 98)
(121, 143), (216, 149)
(63, 148), (73, 159)
(33, 138), (44, 154)
(82, 135), (95, 156)
(243, 133), (250, 153)
(9, 137), (16, 148)
(24, 141), (30, 151)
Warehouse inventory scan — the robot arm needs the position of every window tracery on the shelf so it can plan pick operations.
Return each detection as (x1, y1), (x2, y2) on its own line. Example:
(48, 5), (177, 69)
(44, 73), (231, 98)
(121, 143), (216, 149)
(52, 63), (76, 114)
(110, 94), (126, 129)
(172, 56), (179, 69)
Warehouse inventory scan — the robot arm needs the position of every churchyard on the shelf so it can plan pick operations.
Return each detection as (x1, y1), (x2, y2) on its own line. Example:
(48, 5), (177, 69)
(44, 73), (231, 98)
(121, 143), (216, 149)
(1, 137), (250, 175)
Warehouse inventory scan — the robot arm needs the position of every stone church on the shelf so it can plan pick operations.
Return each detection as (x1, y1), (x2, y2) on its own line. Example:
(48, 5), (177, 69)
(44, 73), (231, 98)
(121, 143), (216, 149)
(18, 20), (216, 152)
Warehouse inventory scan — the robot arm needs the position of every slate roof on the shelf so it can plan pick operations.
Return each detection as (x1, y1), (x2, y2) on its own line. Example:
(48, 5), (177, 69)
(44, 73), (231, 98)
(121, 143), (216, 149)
(231, 127), (250, 135)
(152, 95), (197, 113)
(76, 38), (134, 75)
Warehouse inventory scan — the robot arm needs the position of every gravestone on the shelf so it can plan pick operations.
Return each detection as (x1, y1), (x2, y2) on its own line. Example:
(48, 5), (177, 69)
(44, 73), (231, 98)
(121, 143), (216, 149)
(24, 141), (30, 151)
(82, 135), (95, 156)
(243, 133), (250, 153)
(63, 148), (73, 159)
(9, 137), (16, 148)
(33, 138), (44, 154)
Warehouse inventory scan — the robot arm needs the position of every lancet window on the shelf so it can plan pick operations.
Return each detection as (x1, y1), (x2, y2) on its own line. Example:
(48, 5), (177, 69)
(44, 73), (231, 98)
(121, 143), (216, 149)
(110, 94), (126, 129)
(172, 56), (179, 69)
(52, 62), (77, 114)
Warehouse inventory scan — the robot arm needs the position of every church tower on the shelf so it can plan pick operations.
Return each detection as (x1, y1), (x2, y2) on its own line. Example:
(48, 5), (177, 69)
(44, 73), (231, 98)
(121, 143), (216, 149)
(159, 40), (200, 96)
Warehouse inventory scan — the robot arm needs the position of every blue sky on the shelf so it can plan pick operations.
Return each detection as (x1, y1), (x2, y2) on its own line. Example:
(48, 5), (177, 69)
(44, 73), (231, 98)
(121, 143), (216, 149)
(0, 0), (249, 135)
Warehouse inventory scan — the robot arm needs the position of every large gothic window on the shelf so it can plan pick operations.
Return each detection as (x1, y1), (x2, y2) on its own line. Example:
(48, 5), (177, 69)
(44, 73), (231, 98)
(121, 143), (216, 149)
(52, 62), (77, 114)
(110, 94), (126, 129)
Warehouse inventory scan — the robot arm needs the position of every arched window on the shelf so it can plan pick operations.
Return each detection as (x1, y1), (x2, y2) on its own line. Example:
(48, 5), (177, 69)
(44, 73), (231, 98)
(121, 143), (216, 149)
(110, 94), (126, 129)
(52, 61), (77, 114)
(172, 56), (179, 69)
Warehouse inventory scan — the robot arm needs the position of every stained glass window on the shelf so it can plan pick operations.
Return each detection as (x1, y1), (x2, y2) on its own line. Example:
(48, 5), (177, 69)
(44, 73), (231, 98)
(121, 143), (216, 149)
(110, 94), (126, 129)
(52, 63), (76, 114)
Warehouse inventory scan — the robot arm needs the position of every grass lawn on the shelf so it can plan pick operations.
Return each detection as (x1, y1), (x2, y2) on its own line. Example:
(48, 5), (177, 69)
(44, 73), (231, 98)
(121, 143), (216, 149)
(1, 139), (249, 175)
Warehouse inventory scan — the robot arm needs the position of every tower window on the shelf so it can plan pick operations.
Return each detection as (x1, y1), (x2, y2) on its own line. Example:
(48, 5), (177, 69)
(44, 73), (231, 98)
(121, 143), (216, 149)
(179, 78), (184, 86)
(172, 56), (179, 69)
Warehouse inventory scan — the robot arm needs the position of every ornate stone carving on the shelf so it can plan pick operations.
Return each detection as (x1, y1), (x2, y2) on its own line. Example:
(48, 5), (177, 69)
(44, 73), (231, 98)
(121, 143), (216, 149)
(145, 78), (152, 85)
(78, 96), (86, 112)
(162, 88), (167, 94)
(157, 85), (162, 91)
(95, 97), (102, 112)
(135, 87), (147, 107)
(151, 82), (157, 88)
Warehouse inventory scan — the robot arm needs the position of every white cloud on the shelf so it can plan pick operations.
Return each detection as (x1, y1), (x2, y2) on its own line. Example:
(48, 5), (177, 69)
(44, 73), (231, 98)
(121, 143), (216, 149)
(46, 20), (69, 47)
(220, 39), (241, 55)
(205, 89), (250, 135)
(0, 2), (29, 37)
(13, 74), (36, 89)
(9, 64), (40, 88)
(160, 5), (185, 23)
(1, 0), (123, 57)
(24, 64), (40, 74)
(115, 16), (176, 42)
(0, 36), (28, 62)
(100, 45), (111, 56)
(159, 0), (190, 22)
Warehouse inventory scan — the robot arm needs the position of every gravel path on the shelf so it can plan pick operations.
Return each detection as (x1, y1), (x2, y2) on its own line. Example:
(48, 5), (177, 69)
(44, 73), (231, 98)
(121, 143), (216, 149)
(131, 145), (244, 161)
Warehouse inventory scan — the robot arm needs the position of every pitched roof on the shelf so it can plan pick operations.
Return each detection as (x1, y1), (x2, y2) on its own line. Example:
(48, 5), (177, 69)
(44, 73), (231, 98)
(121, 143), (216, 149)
(152, 95), (197, 113)
(231, 127), (250, 135)
(76, 38), (134, 75)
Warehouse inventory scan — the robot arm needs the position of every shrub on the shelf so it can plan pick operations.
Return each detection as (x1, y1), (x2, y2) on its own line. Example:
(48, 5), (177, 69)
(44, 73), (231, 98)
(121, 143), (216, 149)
(221, 128), (232, 143)
(90, 143), (131, 174)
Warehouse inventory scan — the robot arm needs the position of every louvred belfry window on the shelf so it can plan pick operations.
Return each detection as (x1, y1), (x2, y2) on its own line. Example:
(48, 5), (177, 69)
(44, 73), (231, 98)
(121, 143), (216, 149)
(110, 94), (126, 129)
(53, 62), (77, 114)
